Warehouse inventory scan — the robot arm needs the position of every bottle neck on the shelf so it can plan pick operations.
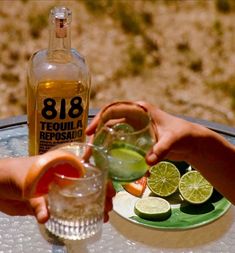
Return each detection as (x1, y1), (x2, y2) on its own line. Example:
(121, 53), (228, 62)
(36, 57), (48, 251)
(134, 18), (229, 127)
(48, 10), (72, 61)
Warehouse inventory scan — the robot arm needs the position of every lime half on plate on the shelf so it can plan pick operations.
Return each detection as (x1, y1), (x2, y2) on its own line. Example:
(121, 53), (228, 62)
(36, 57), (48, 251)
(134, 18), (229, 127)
(147, 161), (180, 197)
(179, 170), (213, 204)
(134, 196), (171, 221)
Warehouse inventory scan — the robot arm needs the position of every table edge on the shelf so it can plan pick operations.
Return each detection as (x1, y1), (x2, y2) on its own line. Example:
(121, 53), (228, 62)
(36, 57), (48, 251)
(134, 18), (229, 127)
(0, 110), (234, 137)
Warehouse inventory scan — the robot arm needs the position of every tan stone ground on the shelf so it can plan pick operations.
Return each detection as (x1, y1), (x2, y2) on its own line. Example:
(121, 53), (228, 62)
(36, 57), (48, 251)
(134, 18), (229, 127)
(0, 0), (235, 127)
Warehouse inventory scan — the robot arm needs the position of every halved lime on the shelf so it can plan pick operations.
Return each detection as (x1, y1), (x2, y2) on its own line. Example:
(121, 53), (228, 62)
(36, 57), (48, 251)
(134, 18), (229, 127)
(108, 146), (148, 182)
(134, 196), (171, 221)
(179, 171), (213, 204)
(147, 161), (180, 197)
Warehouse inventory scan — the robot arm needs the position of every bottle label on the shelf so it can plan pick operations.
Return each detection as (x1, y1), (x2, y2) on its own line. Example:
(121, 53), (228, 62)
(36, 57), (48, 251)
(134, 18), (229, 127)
(36, 95), (87, 154)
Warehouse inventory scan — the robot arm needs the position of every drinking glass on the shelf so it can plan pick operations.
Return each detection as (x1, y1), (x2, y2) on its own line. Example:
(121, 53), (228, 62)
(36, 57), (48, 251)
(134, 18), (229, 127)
(45, 142), (108, 241)
(93, 101), (155, 182)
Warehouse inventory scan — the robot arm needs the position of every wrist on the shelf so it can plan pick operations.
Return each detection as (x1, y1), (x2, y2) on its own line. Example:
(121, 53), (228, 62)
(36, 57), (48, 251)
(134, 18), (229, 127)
(186, 123), (211, 167)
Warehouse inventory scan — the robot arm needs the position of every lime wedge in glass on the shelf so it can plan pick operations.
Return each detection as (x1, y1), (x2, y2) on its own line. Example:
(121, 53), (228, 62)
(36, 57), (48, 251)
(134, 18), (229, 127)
(147, 161), (180, 197)
(179, 171), (213, 204)
(134, 196), (171, 221)
(108, 145), (148, 182)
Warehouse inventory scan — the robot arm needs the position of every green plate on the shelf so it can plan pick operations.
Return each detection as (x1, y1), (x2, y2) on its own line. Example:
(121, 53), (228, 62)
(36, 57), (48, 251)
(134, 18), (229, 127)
(112, 181), (231, 230)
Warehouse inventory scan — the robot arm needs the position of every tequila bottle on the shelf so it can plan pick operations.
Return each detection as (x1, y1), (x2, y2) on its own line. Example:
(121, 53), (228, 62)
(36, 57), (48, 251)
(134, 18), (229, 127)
(27, 7), (91, 155)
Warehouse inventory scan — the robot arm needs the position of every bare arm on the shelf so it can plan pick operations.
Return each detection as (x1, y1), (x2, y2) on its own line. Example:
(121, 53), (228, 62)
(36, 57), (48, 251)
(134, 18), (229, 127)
(187, 125), (235, 204)
(140, 102), (235, 204)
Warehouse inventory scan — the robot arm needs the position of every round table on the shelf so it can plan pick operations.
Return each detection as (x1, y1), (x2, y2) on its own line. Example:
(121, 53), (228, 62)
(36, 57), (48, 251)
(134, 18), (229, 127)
(0, 114), (234, 252)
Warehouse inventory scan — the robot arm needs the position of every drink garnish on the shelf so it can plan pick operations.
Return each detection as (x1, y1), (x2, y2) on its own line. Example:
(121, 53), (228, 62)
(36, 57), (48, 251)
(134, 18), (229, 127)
(23, 149), (85, 198)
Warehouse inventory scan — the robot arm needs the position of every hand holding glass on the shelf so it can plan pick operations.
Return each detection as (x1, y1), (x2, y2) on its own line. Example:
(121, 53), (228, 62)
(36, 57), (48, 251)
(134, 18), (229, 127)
(93, 101), (155, 182)
(45, 142), (108, 241)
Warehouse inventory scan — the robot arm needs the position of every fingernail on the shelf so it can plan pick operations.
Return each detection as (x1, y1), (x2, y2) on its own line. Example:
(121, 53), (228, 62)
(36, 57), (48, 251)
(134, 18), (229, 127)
(37, 210), (48, 223)
(148, 153), (157, 163)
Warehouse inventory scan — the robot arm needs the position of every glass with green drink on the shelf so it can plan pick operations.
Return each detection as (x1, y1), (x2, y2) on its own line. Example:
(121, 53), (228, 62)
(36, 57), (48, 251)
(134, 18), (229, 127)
(93, 101), (156, 182)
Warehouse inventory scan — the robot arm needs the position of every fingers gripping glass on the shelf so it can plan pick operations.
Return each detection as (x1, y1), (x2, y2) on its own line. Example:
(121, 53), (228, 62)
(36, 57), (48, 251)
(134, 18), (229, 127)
(93, 101), (155, 182)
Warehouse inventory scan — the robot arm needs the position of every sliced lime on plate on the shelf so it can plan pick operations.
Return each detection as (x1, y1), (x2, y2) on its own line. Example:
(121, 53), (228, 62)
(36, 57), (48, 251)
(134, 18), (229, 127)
(147, 161), (180, 197)
(179, 171), (213, 204)
(134, 196), (171, 221)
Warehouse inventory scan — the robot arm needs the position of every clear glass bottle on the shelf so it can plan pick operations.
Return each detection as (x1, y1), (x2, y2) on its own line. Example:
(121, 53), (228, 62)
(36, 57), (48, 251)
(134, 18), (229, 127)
(27, 6), (91, 155)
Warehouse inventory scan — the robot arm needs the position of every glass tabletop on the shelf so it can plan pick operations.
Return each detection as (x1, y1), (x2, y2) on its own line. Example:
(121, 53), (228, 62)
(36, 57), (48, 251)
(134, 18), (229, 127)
(0, 119), (235, 252)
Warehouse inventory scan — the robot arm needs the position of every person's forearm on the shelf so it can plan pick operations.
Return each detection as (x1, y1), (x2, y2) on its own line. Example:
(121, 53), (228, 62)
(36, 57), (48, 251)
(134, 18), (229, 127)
(189, 125), (235, 204)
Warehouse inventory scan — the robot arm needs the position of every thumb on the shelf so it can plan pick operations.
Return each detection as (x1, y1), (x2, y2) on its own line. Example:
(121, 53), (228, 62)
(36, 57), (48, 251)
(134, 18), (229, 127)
(29, 197), (49, 224)
(146, 134), (173, 165)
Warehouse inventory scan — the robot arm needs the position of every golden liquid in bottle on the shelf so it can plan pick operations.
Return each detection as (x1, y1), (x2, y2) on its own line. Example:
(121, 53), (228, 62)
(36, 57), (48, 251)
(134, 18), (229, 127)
(27, 80), (89, 155)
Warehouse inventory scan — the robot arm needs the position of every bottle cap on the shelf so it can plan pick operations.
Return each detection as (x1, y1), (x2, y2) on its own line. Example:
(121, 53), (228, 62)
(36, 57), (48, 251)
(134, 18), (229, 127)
(50, 7), (72, 38)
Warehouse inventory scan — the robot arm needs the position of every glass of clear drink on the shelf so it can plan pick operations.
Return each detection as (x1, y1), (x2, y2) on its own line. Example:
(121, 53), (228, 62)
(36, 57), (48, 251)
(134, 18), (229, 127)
(45, 142), (108, 241)
(93, 101), (156, 182)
